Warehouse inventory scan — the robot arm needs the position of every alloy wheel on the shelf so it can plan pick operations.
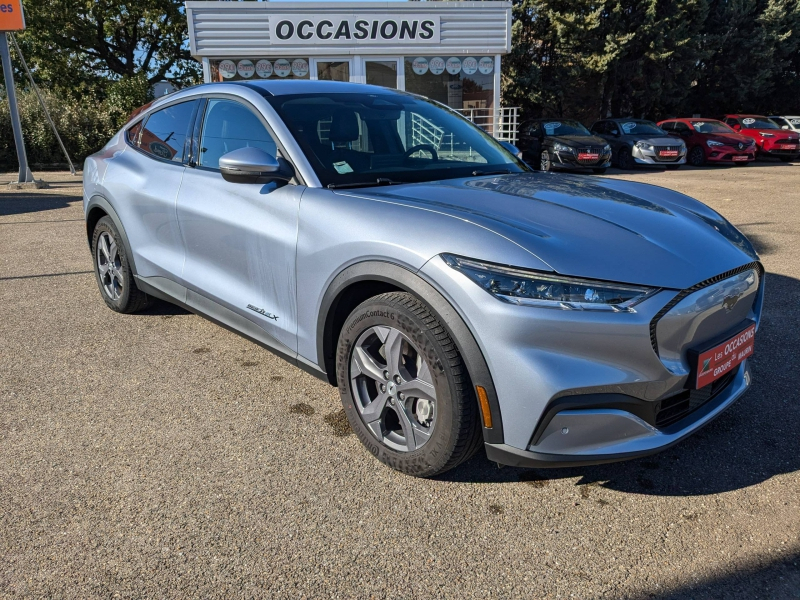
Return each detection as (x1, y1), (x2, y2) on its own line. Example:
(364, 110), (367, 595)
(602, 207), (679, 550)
(349, 325), (437, 452)
(96, 231), (123, 301)
(689, 146), (706, 167)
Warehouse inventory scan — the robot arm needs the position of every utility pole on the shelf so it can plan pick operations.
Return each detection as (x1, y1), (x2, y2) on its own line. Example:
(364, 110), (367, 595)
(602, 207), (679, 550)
(1, 0), (41, 187)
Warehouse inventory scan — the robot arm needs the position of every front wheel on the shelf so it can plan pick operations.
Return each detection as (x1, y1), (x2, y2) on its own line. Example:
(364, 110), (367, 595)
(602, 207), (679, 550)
(336, 292), (483, 477)
(540, 149), (553, 172)
(688, 145), (706, 167)
(616, 146), (633, 169)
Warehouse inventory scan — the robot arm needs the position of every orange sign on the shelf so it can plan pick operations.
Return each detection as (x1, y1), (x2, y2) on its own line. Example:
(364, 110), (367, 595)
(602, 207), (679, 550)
(0, 1), (25, 31)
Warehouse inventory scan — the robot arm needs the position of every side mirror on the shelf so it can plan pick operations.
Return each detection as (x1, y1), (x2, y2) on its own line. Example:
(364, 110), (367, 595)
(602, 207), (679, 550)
(733, 124), (741, 131)
(218, 147), (291, 184)
(499, 140), (522, 159)
(782, 125), (789, 130)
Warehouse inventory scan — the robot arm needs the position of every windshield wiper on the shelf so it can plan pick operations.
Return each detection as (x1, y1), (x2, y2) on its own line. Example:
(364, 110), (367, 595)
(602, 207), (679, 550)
(471, 169), (512, 176)
(327, 178), (403, 190)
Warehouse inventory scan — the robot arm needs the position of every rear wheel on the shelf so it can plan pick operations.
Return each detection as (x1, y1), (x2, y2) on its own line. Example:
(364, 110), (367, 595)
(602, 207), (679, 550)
(688, 145), (706, 167)
(336, 292), (483, 477)
(91, 216), (150, 313)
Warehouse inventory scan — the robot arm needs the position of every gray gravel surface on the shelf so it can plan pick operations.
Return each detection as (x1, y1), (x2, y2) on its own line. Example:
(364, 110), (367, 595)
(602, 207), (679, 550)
(1, 165), (799, 599)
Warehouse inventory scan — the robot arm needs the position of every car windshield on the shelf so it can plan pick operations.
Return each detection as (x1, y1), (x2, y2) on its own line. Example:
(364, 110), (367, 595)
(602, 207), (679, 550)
(691, 121), (735, 134)
(740, 117), (779, 129)
(541, 120), (591, 136)
(616, 120), (665, 136)
(266, 93), (528, 187)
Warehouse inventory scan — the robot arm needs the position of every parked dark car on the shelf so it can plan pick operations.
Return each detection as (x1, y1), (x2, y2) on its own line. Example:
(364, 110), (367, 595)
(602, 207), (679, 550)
(721, 114), (799, 162)
(518, 119), (612, 174)
(658, 118), (756, 166)
(591, 119), (686, 169)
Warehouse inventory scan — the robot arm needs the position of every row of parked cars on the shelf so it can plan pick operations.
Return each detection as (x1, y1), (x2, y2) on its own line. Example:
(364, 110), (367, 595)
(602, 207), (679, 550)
(516, 114), (800, 173)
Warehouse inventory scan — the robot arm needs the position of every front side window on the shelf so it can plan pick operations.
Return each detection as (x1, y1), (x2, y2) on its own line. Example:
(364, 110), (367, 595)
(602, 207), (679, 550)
(198, 99), (278, 170)
(138, 101), (198, 163)
(267, 92), (526, 187)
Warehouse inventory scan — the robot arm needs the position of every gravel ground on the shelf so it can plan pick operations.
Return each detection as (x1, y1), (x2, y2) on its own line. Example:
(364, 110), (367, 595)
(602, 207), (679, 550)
(1, 164), (799, 599)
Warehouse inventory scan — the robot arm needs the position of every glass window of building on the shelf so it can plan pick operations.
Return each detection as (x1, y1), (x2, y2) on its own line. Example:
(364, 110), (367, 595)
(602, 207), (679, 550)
(210, 58), (310, 82)
(404, 56), (495, 111)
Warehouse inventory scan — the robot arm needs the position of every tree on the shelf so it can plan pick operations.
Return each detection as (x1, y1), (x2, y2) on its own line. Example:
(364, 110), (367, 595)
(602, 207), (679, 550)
(15, 0), (201, 96)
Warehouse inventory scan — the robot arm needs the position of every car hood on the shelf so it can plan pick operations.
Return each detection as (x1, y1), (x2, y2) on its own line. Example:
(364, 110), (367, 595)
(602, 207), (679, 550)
(547, 134), (608, 147)
(740, 128), (798, 140)
(706, 133), (754, 145)
(353, 173), (758, 289)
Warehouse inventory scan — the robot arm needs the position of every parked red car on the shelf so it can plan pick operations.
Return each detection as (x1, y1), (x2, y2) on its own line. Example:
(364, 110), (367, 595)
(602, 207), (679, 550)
(720, 114), (800, 162)
(658, 118), (756, 166)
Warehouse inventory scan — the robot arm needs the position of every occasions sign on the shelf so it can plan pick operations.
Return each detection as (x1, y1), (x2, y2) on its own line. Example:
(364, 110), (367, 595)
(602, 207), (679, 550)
(270, 15), (440, 45)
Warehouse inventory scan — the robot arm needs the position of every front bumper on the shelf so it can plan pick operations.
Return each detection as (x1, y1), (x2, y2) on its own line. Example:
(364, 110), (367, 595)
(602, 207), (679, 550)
(632, 145), (687, 165)
(419, 256), (764, 466)
(706, 147), (756, 163)
(760, 143), (800, 158)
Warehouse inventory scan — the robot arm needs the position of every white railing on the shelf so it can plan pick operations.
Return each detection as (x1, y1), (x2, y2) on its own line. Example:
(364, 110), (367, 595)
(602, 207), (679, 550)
(456, 107), (520, 144)
(410, 112), (445, 149)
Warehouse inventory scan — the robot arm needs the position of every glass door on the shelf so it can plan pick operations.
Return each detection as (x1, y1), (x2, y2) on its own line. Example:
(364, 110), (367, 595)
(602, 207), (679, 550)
(364, 59), (400, 89)
(312, 58), (353, 82)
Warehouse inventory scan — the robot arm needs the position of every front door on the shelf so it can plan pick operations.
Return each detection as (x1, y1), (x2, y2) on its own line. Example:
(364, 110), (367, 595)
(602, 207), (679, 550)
(176, 96), (304, 354)
(363, 59), (400, 89)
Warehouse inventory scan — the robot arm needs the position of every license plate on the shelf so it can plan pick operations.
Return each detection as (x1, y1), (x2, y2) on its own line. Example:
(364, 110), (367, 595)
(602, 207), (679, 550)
(659, 150), (679, 157)
(779, 144), (797, 150)
(732, 155), (749, 161)
(694, 324), (755, 389)
(578, 153), (599, 160)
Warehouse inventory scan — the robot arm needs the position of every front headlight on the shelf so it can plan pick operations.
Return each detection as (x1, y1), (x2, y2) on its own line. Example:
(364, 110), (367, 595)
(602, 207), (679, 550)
(636, 141), (654, 151)
(760, 132), (775, 137)
(603, 144), (611, 153)
(442, 254), (658, 312)
(706, 140), (724, 147)
(553, 143), (573, 153)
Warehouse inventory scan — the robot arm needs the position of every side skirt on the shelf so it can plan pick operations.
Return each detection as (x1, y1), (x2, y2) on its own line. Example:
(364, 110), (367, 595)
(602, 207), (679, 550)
(134, 275), (329, 383)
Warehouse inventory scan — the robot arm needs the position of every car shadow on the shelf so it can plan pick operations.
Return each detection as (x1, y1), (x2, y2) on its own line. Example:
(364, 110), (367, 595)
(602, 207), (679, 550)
(602, 158), (798, 176)
(0, 190), (79, 217)
(439, 271), (800, 497)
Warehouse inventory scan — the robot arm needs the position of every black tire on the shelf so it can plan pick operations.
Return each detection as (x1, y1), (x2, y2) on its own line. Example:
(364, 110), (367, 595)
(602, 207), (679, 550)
(540, 149), (553, 172)
(91, 216), (150, 313)
(617, 146), (633, 169)
(592, 168), (607, 175)
(336, 292), (483, 477)
(688, 145), (706, 167)
(665, 164), (681, 170)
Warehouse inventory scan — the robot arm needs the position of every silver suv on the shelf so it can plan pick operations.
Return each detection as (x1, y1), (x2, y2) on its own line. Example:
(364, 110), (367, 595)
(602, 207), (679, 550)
(83, 81), (763, 477)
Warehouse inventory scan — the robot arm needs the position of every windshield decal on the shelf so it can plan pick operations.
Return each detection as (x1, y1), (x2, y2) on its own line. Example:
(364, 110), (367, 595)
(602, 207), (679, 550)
(543, 122), (561, 133)
(742, 118), (756, 125)
(693, 122), (705, 127)
(621, 122), (636, 133)
(333, 161), (354, 174)
(791, 119), (800, 125)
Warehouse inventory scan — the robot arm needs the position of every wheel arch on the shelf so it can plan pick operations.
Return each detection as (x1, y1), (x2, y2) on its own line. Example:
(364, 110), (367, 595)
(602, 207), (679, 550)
(85, 195), (138, 277)
(318, 260), (504, 444)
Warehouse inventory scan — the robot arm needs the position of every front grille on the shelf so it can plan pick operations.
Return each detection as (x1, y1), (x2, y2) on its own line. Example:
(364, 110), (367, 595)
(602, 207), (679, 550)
(575, 147), (605, 164)
(654, 371), (735, 428)
(653, 145), (682, 161)
(649, 261), (764, 355)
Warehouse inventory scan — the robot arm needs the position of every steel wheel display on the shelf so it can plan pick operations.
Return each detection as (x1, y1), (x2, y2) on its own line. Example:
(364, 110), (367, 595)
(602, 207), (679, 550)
(349, 325), (437, 452)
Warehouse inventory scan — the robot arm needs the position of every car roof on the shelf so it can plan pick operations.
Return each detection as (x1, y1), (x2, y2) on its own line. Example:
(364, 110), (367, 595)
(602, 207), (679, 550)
(232, 79), (402, 97)
(724, 114), (767, 118)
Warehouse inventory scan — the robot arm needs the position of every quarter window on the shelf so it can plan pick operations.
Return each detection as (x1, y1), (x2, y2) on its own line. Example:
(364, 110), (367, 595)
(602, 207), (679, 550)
(126, 120), (144, 145)
(198, 99), (278, 170)
(138, 101), (198, 163)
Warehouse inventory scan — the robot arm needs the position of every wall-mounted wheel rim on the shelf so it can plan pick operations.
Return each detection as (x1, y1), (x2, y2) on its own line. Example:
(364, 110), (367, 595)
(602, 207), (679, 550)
(96, 231), (123, 301)
(349, 325), (437, 452)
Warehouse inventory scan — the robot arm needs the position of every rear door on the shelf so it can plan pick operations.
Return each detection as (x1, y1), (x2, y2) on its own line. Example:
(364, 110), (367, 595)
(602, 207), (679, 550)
(104, 99), (200, 282)
(176, 96), (304, 354)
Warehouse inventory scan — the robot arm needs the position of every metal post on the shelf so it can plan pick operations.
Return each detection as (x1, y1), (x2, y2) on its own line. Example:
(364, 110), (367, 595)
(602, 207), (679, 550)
(0, 32), (33, 183)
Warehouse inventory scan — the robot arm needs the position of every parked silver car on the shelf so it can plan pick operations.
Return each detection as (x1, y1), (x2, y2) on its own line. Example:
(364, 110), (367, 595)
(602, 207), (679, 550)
(83, 81), (763, 477)
(591, 118), (687, 169)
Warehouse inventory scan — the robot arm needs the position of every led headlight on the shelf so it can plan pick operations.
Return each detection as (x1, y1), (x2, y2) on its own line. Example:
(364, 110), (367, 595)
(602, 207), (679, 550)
(442, 254), (657, 312)
(636, 141), (654, 151)
(553, 143), (573, 153)
(707, 140), (724, 147)
(603, 144), (612, 153)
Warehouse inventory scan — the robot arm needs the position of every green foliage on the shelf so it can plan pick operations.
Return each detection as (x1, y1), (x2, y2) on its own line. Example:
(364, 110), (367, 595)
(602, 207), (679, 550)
(504, 0), (800, 121)
(0, 87), (117, 168)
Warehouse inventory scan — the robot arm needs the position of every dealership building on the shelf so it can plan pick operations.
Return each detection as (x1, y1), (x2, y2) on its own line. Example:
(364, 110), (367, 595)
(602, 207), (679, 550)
(185, 1), (516, 140)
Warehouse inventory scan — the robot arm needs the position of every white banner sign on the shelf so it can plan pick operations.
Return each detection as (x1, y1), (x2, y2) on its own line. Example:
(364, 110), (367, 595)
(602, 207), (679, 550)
(269, 15), (440, 45)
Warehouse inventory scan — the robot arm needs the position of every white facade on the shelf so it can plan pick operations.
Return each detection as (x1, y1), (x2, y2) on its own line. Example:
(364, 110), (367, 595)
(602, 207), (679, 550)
(185, 1), (516, 140)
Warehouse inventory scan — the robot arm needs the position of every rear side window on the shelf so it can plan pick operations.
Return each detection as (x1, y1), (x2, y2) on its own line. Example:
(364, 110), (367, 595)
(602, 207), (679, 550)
(126, 120), (143, 145)
(138, 100), (199, 163)
(198, 99), (278, 170)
